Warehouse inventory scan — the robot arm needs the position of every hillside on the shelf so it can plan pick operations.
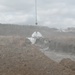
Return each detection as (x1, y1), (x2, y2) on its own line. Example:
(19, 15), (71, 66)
(0, 24), (75, 38)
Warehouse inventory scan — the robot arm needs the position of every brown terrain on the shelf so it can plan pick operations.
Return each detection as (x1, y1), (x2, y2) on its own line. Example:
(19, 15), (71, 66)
(0, 36), (75, 75)
(60, 58), (75, 73)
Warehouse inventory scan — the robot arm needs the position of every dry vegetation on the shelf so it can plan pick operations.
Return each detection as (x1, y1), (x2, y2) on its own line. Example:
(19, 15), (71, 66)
(48, 36), (75, 54)
(0, 36), (75, 75)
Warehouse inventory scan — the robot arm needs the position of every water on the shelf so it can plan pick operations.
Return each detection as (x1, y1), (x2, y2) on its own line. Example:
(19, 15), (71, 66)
(40, 48), (75, 62)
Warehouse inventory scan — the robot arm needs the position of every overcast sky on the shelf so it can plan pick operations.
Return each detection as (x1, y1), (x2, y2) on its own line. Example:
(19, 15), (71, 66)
(0, 0), (75, 28)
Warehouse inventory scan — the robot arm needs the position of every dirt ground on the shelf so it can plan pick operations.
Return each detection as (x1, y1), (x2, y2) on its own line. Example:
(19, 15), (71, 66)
(0, 36), (75, 75)
(59, 58), (75, 73)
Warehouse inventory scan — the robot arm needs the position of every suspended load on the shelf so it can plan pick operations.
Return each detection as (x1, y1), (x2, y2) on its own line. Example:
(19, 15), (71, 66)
(27, 32), (43, 44)
(32, 32), (43, 38)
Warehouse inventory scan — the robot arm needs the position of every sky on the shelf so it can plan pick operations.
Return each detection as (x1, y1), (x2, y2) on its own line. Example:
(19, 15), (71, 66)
(0, 0), (75, 28)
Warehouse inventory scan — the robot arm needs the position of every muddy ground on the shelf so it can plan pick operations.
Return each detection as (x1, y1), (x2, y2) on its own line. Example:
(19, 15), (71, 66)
(0, 36), (75, 75)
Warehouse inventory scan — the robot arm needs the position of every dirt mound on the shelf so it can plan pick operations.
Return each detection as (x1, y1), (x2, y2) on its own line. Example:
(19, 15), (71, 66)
(0, 36), (75, 75)
(0, 46), (74, 75)
(60, 58), (75, 72)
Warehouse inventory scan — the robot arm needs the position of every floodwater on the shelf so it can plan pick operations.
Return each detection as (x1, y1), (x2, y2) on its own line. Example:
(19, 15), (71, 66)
(40, 48), (75, 62)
